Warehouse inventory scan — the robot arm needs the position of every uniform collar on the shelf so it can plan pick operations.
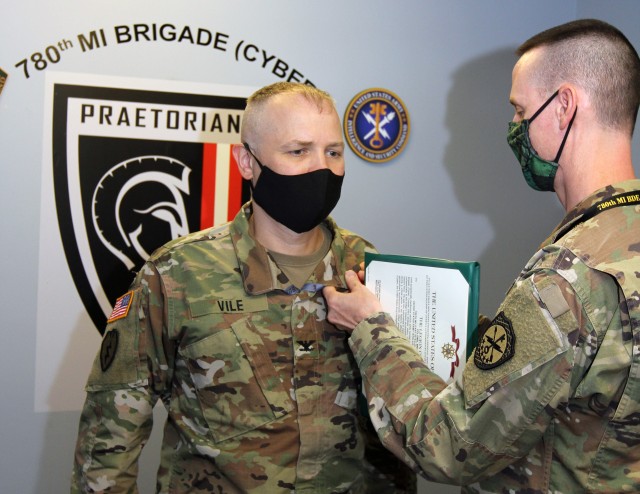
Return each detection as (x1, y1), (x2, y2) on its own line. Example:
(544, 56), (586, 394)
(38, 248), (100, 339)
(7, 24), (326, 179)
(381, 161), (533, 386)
(229, 201), (347, 295)
(544, 179), (640, 246)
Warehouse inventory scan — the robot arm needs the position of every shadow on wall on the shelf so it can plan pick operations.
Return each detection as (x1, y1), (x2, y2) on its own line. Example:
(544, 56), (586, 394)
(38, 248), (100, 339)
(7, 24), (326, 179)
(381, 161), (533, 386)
(442, 47), (563, 315)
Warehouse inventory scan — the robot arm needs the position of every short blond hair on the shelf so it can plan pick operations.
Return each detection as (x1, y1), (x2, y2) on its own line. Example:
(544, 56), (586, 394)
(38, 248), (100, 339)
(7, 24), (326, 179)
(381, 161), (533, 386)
(241, 82), (336, 145)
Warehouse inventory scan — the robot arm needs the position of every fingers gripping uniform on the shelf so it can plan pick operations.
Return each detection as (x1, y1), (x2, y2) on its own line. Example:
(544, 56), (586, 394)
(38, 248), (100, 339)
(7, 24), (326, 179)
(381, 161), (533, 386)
(72, 202), (415, 494)
(349, 180), (640, 493)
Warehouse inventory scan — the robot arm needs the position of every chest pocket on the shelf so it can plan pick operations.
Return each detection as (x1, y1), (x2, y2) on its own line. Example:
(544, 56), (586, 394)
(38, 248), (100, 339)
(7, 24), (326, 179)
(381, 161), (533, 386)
(179, 316), (295, 443)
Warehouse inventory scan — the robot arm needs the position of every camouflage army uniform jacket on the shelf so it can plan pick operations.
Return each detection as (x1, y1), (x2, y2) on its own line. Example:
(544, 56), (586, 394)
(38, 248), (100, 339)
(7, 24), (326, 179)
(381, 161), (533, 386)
(72, 203), (415, 494)
(349, 180), (640, 493)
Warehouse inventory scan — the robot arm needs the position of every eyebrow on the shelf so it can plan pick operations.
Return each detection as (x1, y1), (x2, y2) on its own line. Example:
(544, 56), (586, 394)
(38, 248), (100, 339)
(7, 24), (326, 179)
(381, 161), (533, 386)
(281, 140), (311, 148)
(281, 140), (344, 148)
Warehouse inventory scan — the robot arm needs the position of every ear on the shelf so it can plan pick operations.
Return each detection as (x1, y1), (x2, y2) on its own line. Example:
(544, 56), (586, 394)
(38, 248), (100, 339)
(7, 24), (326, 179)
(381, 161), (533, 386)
(555, 85), (578, 130)
(232, 143), (254, 180)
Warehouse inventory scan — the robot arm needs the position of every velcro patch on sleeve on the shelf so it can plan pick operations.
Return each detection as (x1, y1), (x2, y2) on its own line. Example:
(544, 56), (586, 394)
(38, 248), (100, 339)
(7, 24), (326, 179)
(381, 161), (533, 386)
(473, 311), (516, 370)
(100, 328), (119, 372)
(87, 288), (147, 390)
(464, 278), (568, 407)
(538, 284), (570, 318)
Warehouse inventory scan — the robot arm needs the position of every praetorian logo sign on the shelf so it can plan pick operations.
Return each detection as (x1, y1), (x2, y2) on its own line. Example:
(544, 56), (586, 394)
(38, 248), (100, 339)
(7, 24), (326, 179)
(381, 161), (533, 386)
(52, 81), (250, 333)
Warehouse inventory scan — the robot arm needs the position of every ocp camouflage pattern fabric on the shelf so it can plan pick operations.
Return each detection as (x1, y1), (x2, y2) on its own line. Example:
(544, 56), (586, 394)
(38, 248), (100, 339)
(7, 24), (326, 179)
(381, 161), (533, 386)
(71, 202), (416, 494)
(350, 180), (640, 493)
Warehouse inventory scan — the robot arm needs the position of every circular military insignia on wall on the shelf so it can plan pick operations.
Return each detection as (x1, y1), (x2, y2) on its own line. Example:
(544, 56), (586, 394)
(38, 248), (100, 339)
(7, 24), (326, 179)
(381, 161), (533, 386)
(343, 88), (410, 163)
(473, 311), (515, 370)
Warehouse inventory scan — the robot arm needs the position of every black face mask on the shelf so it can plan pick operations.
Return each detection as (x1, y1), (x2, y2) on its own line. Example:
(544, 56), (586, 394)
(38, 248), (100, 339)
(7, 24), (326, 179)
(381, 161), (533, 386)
(243, 143), (344, 233)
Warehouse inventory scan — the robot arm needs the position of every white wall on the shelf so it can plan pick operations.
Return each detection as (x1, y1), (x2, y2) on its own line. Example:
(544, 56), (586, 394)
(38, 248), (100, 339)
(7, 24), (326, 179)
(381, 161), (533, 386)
(1, 1), (639, 492)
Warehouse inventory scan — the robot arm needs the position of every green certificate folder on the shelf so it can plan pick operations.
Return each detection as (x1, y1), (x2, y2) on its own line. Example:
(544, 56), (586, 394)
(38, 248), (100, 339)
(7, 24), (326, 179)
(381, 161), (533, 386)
(364, 252), (480, 382)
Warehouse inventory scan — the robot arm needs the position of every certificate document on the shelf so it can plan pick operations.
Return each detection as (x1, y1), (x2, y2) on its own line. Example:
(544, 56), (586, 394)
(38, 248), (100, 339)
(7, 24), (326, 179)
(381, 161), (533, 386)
(365, 252), (480, 382)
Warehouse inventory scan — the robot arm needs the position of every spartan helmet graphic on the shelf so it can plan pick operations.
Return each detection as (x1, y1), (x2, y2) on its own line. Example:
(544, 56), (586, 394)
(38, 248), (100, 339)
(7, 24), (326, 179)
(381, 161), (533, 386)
(92, 155), (191, 270)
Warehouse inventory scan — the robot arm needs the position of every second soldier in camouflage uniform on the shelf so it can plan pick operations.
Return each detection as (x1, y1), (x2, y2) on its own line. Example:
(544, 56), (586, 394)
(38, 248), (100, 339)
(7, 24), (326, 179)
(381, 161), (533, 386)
(71, 83), (415, 493)
(324, 19), (640, 493)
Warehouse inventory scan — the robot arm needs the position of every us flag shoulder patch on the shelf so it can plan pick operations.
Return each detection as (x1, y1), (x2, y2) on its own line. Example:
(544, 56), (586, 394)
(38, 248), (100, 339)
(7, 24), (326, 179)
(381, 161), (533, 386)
(108, 291), (134, 322)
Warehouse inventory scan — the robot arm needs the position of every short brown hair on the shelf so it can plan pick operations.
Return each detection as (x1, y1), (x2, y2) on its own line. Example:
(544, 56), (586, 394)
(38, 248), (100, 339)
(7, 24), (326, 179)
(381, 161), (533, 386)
(517, 19), (640, 134)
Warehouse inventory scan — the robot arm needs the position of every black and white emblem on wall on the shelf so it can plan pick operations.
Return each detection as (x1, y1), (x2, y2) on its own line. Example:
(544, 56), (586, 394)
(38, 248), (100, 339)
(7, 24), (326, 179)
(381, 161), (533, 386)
(91, 155), (191, 270)
(52, 81), (250, 333)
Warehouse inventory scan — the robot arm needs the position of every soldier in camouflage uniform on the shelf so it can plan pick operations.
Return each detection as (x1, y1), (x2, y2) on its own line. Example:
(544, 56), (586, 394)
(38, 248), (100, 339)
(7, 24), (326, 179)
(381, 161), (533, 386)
(71, 82), (415, 493)
(324, 19), (640, 493)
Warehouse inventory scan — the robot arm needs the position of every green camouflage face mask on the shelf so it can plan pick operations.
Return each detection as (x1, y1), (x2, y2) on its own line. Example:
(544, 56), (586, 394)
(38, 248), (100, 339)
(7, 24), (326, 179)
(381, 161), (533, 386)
(507, 89), (577, 192)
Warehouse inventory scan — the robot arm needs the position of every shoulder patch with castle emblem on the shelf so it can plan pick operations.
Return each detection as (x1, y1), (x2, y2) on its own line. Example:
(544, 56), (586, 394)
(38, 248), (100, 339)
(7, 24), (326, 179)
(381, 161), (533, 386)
(474, 311), (516, 370)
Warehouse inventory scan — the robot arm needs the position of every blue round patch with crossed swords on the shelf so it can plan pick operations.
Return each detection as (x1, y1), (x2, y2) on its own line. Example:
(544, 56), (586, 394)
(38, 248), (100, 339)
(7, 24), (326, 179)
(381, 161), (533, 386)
(344, 88), (410, 163)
